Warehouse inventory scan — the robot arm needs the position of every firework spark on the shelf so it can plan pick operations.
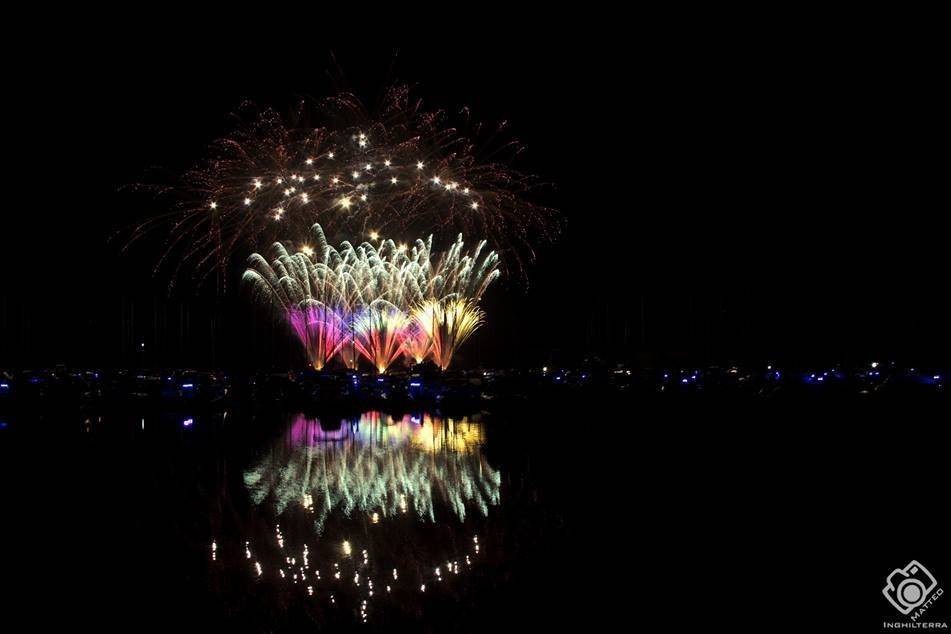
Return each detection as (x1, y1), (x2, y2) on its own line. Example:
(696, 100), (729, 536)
(400, 322), (433, 365)
(352, 301), (411, 374)
(413, 299), (485, 371)
(132, 85), (556, 284)
(288, 304), (348, 371)
(243, 223), (499, 371)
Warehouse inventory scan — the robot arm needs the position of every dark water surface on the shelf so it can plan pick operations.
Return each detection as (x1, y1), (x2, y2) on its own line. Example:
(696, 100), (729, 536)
(4, 402), (575, 632)
(3, 392), (949, 631)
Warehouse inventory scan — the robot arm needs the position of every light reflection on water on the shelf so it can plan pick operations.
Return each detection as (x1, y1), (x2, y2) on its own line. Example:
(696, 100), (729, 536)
(245, 412), (500, 528)
(213, 411), (501, 625)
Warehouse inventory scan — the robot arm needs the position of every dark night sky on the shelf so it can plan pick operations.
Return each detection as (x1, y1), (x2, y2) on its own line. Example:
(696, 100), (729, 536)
(2, 40), (947, 369)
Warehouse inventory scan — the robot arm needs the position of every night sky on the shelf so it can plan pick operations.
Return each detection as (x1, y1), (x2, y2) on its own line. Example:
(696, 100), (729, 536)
(3, 43), (947, 369)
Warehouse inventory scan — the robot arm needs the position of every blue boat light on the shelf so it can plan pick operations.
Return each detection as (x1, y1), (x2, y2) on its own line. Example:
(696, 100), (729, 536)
(183, 418), (194, 427)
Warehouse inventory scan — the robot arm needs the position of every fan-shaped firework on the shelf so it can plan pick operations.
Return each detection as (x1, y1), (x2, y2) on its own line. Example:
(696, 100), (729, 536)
(352, 301), (411, 374)
(133, 85), (556, 282)
(412, 299), (485, 371)
(288, 305), (348, 371)
(400, 322), (433, 365)
(243, 223), (499, 371)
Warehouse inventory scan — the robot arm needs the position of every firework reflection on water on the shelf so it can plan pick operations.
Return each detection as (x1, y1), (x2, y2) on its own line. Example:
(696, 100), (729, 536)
(211, 411), (500, 625)
(245, 411), (498, 526)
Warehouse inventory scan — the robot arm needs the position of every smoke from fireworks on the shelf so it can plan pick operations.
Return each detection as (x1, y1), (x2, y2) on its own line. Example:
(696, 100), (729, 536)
(243, 223), (498, 371)
(132, 85), (556, 283)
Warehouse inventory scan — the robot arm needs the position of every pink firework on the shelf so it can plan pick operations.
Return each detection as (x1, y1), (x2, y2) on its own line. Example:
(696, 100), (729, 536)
(288, 304), (348, 370)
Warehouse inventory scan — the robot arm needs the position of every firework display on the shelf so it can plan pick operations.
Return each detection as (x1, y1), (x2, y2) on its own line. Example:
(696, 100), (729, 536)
(243, 223), (499, 372)
(412, 299), (485, 371)
(352, 302), (411, 374)
(134, 85), (556, 280)
(126, 83), (557, 371)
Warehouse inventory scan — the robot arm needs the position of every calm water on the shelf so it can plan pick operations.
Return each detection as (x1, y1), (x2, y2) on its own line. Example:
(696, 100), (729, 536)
(3, 404), (571, 631)
(217, 411), (501, 627)
(4, 393), (948, 630)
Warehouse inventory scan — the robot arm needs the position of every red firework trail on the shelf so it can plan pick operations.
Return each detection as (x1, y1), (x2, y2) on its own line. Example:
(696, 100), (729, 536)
(127, 84), (558, 287)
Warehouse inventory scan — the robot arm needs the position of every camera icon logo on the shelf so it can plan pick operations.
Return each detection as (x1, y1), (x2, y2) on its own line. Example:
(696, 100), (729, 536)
(883, 560), (938, 615)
